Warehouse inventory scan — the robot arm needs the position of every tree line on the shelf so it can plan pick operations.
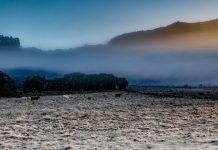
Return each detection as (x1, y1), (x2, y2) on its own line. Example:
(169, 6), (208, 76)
(0, 71), (128, 97)
(23, 73), (128, 92)
(0, 35), (20, 49)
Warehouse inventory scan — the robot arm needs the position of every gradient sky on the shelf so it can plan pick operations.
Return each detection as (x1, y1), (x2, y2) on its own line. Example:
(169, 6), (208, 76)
(0, 0), (218, 50)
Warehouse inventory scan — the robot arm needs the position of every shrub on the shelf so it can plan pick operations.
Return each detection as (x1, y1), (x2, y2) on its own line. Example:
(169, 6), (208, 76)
(23, 76), (46, 92)
(0, 71), (16, 97)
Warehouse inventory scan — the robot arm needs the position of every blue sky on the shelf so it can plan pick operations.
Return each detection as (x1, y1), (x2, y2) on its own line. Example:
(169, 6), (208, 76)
(0, 0), (218, 50)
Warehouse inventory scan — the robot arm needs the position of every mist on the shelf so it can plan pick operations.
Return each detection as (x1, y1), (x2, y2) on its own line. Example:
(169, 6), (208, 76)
(1, 46), (218, 86)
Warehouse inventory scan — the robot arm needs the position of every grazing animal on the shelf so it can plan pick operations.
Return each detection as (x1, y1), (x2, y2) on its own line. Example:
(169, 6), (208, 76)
(21, 97), (28, 100)
(31, 96), (40, 103)
(63, 95), (70, 99)
(115, 93), (122, 98)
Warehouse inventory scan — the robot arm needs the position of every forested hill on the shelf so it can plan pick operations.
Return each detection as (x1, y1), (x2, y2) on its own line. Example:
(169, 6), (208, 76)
(0, 35), (20, 49)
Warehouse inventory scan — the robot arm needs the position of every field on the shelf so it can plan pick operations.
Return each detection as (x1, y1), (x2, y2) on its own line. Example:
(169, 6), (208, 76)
(0, 90), (218, 150)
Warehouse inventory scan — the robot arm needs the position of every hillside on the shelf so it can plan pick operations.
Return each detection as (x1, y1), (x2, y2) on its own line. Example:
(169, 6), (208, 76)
(109, 19), (218, 49)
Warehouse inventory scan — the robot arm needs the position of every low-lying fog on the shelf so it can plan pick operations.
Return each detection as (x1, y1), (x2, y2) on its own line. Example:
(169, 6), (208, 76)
(1, 47), (218, 86)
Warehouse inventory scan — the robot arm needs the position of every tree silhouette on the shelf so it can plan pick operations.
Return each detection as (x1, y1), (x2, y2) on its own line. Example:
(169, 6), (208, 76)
(23, 73), (128, 92)
(0, 71), (16, 97)
(23, 76), (46, 92)
(0, 35), (20, 49)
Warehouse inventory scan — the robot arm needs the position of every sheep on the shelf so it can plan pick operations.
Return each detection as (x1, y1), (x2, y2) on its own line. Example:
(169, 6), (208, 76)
(21, 97), (29, 100)
(63, 95), (70, 99)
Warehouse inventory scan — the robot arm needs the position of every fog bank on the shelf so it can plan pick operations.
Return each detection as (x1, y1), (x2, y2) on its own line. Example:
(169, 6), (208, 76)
(1, 47), (218, 86)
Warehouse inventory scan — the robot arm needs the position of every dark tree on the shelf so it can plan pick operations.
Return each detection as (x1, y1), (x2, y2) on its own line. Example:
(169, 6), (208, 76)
(0, 71), (16, 97)
(116, 77), (128, 90)
(0, 35), (20, 49)
(23, 76), (46, 92)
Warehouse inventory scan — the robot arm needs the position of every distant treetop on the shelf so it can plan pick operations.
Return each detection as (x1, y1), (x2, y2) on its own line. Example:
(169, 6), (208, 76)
(0, 35), (20, 49)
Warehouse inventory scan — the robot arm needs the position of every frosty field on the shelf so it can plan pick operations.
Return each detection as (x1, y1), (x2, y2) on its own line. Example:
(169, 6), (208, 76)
(0, 91), (218, 150)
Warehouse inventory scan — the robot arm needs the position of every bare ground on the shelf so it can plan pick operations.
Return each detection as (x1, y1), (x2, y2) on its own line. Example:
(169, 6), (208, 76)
(0, 91), (218, 150)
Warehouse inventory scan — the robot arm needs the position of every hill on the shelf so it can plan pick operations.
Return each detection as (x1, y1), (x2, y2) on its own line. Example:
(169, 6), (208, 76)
(109, 19), (218, 50)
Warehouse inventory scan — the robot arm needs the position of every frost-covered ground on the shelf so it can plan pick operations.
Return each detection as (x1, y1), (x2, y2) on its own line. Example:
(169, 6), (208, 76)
(0, 91), (218, 150)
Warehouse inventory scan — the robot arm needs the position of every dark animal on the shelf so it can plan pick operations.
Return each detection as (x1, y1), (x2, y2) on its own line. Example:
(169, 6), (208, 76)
(115, 93), (122, 98)
(30, 96), (40, 103)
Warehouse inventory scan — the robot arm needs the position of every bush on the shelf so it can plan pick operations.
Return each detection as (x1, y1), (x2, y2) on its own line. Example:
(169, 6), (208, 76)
(0, 71), (16, 97)
(23, 76), (46, 92)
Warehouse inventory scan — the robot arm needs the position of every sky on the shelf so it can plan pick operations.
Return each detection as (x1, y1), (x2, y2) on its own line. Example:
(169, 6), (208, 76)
(0, 0), (218, 50)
